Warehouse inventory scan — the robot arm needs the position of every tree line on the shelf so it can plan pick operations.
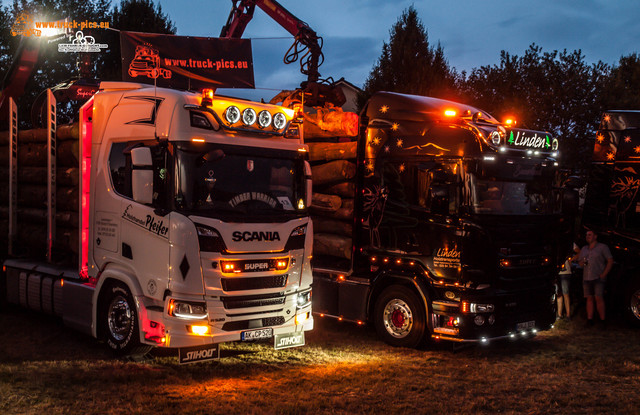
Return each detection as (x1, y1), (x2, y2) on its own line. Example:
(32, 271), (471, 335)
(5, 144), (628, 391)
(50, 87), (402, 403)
(358, 6), (640, 171)
(2, 3), (639, 170)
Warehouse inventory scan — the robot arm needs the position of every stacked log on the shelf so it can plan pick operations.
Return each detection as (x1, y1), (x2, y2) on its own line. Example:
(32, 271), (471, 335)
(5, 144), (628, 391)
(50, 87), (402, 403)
(308, 141), (357, 260)
(0, 123), (80, 261)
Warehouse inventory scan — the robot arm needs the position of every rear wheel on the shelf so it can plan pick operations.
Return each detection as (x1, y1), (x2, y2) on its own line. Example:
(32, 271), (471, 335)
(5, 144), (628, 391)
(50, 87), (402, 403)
(624, 278), (640, 327)
(100, 282), (151, 357)
(374, 285), (427, 348)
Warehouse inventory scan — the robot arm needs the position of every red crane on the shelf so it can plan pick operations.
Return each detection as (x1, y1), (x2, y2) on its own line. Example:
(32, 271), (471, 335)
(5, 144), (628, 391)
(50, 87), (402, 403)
(220, 0), (345, 107)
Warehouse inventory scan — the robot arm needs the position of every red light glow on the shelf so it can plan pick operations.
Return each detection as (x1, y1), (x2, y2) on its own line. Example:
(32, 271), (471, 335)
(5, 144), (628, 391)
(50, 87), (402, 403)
(79, 98), (93, 279)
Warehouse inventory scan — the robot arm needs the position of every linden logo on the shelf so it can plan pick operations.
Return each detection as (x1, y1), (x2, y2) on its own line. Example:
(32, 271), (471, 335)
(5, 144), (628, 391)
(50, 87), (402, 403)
(58, 31), (108, 53)
(507, 131), (551, 150)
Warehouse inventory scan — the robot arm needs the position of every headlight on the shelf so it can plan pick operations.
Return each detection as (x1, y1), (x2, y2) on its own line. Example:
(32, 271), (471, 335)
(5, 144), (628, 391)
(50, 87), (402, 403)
(169, 299), (208, 320)
(257, 110), (272, 128)
(242, 108), (257, 126)
(224, 106), (241, 124)
(471, 303), (494, 313)
(290, 225), (307, 237)
(296, 290), (312, 309)
(462, 302), (494, 313)
(273, 112), (287, 130)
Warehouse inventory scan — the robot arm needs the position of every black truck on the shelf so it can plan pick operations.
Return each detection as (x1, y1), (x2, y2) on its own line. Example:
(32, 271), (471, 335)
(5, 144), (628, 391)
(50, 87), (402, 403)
(581, 110), (640, 326)
(310, 92), (576, 347)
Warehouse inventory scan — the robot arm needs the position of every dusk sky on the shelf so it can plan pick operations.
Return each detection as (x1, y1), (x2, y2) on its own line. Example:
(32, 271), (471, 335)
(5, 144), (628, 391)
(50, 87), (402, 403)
(158, 0), (640, 101)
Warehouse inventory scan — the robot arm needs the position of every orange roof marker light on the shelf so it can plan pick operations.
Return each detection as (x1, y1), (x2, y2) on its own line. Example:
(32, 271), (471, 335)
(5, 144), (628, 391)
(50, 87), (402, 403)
(444, 109), (457, 117)
(504, 117), (516, 126)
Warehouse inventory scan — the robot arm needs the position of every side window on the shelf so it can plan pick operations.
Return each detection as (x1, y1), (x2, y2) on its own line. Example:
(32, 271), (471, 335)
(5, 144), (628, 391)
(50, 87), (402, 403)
(109, 142), (132, 198)
(108, 141), (169, 207)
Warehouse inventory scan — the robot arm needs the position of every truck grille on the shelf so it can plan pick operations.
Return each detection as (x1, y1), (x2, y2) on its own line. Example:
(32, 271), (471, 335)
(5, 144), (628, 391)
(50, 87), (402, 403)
(221, 274), (288, 292)
(221, 293), (286, 309)
(222, 316), (285, 331)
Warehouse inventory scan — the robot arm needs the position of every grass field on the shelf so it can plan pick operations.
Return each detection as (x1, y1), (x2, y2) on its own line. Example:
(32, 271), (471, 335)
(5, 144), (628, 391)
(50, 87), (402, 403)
(1, 307), (639, 414)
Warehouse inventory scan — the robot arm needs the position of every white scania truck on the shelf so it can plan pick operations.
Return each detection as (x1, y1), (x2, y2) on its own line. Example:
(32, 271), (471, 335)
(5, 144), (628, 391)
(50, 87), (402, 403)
(1, 82), (313, 363)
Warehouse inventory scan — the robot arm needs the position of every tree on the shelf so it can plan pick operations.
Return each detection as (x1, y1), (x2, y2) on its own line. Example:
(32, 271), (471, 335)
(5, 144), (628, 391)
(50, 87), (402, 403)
(600, 53), (640, 110)
(357, 6), (457, 110)
(459, 44), (610, 170)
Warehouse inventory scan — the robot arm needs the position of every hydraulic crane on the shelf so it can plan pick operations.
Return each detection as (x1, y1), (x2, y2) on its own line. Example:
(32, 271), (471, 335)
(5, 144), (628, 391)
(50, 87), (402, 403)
(220, 0), (345, 108)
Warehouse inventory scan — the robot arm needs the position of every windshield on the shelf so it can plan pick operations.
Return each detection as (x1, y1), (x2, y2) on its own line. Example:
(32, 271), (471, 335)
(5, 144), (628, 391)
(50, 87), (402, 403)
(174, 142), (307, 219)
(470, 174), (560, 215)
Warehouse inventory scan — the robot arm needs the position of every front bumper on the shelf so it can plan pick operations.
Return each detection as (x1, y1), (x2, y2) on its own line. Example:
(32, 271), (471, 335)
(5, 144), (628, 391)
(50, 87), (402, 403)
(137, 293), (313, 349)
(430, 287), (556, 343)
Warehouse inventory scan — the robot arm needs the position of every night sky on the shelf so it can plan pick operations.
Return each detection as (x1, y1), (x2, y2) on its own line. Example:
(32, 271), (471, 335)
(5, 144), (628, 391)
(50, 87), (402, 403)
(160, 0), (640, 101)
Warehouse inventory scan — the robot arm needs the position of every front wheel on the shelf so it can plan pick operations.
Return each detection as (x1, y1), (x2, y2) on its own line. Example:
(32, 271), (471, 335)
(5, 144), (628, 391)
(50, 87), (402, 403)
(624, 278), (640, 327)
(100, 282), (151, 357)
(374, 285), (427, 348)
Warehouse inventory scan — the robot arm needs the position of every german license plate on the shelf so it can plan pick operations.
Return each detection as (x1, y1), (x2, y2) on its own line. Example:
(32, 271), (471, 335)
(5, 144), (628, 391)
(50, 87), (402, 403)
(274, 332), (305, 350)
(179, 343), (219, 364)
(241, 328), (273, 341)
(516, 320), (535, 331)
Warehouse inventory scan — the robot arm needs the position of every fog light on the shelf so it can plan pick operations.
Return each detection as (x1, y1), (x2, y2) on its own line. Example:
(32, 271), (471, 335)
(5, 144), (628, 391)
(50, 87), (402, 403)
(276, 259), (289, 270)
(189, 325), (210, 336)
(295, 312), (309, 325)
(480, 337), (488, 344)
(474, 315), (485, 326)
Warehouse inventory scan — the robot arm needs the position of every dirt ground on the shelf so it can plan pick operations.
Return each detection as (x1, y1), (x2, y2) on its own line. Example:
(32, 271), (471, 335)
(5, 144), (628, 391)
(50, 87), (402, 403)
(1, 306), (639, 414)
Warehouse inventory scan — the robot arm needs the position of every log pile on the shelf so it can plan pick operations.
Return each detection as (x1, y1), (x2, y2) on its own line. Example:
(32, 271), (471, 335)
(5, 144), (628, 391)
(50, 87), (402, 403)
(308, 141), (357, 260)
(0, 123), (80, 260)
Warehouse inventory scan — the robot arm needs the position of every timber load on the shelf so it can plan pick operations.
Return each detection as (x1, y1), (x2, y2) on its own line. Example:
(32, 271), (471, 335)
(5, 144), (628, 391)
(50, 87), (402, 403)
(308, 140), (357, 262)
(0, 122), (80, 261)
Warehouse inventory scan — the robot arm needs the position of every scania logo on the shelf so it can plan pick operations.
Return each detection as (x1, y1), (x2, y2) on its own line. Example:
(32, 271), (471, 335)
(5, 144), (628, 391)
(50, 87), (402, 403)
(232, 231), (281, 242)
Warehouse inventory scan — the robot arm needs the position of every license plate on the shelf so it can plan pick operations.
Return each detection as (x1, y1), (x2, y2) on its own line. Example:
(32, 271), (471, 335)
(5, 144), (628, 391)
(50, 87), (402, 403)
(274, 332), (305, 350)
(179, 343), (219, 364)
(516, 320), (535, 331)
(241, 328), (273, 341)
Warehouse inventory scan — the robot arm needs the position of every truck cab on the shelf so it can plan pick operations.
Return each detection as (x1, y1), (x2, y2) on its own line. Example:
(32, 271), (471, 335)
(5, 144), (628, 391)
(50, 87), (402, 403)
(3, 82), (313, 361)
(312, 92), (573, 347)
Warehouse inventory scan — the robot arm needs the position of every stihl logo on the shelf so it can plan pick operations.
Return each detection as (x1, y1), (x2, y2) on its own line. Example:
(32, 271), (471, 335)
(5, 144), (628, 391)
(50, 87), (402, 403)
(276, 334), (303, 348)
(232, 231), (281, 242)
(184, 348), (215, 362)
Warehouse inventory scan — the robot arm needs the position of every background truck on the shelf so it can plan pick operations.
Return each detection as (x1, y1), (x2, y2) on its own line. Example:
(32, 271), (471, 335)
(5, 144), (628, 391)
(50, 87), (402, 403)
(307, 91), (576, 347)
(581, 110), (640, 326)
(0, 83), (314, 362)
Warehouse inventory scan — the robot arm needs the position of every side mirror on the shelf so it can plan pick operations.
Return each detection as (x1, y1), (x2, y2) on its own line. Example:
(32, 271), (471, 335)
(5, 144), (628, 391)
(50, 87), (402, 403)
(562, 189), (579, 215)
(304, 161), (312, 209)
(131, 147), (153, 204)
(430, 185), (450, 215)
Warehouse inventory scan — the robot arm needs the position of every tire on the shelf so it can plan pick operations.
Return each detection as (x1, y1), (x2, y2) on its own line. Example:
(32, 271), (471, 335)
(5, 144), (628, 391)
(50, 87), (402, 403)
(374, 284), (427, 348)
(100, 282), (152, 357)
(624, 278), (640, 327)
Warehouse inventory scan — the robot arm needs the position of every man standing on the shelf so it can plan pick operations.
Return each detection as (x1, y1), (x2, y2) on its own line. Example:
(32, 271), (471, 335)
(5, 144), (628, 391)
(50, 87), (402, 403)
(578, 230), (614, 327)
